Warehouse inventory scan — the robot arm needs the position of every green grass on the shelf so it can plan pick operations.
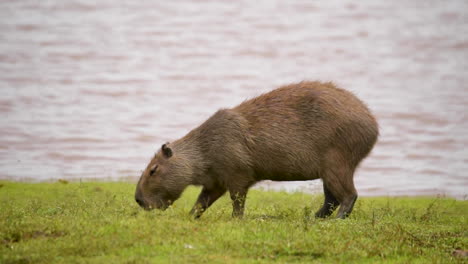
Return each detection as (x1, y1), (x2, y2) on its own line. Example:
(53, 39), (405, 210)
(0, 181), (466, 263)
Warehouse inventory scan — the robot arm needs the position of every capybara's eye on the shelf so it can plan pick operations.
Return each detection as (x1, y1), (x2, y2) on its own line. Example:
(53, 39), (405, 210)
(149, 165), (158, 175)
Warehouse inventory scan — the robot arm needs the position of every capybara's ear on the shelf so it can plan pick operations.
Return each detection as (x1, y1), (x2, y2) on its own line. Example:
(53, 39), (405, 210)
(161, 143), (173, 158)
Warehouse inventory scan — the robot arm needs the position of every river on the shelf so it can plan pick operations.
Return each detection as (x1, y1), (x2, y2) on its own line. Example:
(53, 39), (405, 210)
(0, 0), (467, 198)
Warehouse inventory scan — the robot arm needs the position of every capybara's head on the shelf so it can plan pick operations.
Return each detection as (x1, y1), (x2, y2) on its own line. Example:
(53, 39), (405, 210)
(135, 143), (187, 210)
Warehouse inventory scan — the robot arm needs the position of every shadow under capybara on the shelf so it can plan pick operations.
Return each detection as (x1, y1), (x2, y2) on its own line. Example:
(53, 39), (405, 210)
(135, 81), (379, 219)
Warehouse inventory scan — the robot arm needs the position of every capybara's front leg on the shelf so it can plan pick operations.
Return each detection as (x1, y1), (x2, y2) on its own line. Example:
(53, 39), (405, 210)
(230, 188), (248, 218)
(190, 187), (226, 218)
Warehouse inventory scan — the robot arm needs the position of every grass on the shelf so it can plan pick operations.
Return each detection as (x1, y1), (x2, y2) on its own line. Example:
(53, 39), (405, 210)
(0, 181), (466, 263)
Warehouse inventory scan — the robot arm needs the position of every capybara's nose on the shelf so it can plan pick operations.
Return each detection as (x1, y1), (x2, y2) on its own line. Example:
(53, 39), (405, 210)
(135, 197), (144, 207)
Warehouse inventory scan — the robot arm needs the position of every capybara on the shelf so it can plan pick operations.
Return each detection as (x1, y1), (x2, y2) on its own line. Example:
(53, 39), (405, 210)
(135, 81), (378, 219)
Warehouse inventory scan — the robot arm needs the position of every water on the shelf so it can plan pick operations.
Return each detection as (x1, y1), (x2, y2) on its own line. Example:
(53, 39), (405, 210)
(0, 0), (467, 198)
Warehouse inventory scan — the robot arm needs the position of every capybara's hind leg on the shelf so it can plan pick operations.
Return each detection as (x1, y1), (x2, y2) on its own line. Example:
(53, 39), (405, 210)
(315, 183), (340, 218)
(336, 192), (357, 219)
(321, 149), (359, 219)
(322, 170), (357, 219)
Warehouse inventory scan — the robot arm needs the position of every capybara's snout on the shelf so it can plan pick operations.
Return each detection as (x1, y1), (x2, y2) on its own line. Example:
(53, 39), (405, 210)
(135, 196), (144, 208)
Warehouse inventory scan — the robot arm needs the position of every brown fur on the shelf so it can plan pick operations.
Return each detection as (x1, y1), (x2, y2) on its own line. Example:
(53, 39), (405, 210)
(135, 81), (379, 219)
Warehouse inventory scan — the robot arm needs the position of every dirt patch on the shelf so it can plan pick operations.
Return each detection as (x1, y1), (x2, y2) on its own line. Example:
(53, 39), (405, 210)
(452, 249), (468, 258)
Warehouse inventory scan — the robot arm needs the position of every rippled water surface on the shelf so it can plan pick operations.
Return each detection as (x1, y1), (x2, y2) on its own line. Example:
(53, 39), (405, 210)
(1, 0), (467, 198)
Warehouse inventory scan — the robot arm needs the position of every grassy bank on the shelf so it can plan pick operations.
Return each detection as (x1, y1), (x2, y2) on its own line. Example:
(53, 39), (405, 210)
(0, 181), (466, 263)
